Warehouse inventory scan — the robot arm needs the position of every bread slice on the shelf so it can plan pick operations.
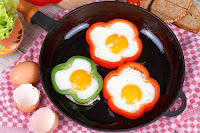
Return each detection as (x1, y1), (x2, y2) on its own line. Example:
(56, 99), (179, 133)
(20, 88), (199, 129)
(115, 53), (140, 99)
(167, 0), (192, 8)
(150, 0), (192, 23)
(173, 3), (200, 33)
(140, 0), (153, 9)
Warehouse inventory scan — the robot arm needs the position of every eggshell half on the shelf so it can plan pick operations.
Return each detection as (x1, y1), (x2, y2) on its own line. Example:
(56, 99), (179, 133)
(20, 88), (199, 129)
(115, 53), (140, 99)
(30, 107), (59, 133)
(13, 84), (41, 113)
(10, 61), (40, 86)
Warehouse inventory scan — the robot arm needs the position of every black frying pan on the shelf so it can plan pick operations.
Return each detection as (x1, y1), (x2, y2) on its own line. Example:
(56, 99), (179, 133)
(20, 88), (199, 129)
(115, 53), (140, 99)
(18, 0), (186, 131)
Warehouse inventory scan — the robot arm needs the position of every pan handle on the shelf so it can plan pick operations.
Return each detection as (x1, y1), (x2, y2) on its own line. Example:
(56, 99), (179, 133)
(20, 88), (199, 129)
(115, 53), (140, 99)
(164, 91), (187, 117)
(17, 0), (39, 22)
(31, 11), (58, 32)
(17, 0), (58, 32)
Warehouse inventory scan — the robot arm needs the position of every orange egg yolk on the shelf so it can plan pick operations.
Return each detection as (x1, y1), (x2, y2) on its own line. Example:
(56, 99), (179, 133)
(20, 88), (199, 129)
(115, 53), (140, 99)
(70, 70), (91, 90)
(106, 34), (128, 54)
(121, 84), (142, 104)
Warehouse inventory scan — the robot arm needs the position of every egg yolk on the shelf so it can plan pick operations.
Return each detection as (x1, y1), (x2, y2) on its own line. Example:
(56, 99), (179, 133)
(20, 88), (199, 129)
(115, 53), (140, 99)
(121, 84), (142, 104)
(70, 70), (91, 90)
(106, 34), (128, 54)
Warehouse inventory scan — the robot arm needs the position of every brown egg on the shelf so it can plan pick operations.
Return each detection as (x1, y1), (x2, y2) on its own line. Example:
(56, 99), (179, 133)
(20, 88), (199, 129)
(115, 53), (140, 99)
(13, 84), (41, 113)
(10, 61), (40, 86)
(30, 107), (59, 133)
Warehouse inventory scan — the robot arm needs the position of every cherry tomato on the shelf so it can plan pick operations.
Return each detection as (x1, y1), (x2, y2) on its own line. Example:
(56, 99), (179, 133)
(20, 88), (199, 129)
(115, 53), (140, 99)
(25, 0), (62, 6)
(127, 0), (140, 6)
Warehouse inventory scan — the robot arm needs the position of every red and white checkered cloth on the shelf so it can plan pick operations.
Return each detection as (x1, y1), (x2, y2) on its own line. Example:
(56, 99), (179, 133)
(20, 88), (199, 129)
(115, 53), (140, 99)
(1, 8), (200, 133)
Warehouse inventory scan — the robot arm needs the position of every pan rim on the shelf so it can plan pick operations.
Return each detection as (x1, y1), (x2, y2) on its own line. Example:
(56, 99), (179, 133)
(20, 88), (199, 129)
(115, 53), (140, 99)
(39, 1), (185, 132)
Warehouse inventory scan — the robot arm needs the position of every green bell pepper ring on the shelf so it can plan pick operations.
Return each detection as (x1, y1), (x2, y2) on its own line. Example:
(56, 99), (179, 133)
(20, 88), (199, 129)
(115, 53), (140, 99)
(51, 56), (103, 104)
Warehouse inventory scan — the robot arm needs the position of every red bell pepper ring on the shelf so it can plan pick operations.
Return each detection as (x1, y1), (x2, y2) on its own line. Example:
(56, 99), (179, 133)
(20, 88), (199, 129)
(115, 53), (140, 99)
(103, 62), (160, 119)
(25, 0), (62, 6)
(86, 19), (143, 69)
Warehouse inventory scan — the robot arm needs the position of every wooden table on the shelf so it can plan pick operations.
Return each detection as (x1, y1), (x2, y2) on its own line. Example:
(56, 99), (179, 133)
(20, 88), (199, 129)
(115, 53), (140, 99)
(0, 4), (63, 73)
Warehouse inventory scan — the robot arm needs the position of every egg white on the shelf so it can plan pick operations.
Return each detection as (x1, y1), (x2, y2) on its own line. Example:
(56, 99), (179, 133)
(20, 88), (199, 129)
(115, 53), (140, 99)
(106, 67), (155, 113)
(55, 58), (99, 99)
(89, 22), (139, 62)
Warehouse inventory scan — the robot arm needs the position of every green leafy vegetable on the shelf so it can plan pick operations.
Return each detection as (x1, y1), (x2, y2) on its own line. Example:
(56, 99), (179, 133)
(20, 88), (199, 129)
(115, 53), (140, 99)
(0, 0), (19, 40)
(2, 0), (19, 13)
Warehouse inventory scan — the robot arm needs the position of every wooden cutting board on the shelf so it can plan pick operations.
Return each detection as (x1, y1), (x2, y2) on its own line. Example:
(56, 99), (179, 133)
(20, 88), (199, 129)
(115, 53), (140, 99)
(57, 0), (115, 10)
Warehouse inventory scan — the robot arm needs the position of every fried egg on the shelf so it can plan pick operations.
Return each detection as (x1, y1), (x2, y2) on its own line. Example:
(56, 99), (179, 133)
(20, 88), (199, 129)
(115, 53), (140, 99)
(106, 67), (156, 113)
(89, 21), (139, 62)
(54, 58), (100, 105)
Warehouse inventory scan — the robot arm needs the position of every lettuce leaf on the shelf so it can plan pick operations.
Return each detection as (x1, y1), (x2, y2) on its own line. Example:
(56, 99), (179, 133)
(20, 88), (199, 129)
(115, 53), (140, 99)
(2, 0), (19, 13)
(0, 0), (19, 40)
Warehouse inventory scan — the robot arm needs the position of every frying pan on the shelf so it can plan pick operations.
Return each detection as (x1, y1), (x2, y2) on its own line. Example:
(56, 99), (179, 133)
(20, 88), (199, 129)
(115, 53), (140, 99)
(18, 0), (186, 131)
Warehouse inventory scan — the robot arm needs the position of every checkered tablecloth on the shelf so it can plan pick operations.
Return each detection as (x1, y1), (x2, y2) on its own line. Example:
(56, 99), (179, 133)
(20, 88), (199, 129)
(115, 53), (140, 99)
(1, 6), (200, 133)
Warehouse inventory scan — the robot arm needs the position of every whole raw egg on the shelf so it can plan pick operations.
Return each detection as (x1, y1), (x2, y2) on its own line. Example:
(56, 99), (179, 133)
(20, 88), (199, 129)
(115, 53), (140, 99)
(10, 61), (40, 86)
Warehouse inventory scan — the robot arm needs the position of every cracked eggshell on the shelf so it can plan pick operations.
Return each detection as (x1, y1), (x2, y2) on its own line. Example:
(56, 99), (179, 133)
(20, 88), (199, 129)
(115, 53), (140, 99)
(13, 84), (41, 113)
(30, 107), (59, 133)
